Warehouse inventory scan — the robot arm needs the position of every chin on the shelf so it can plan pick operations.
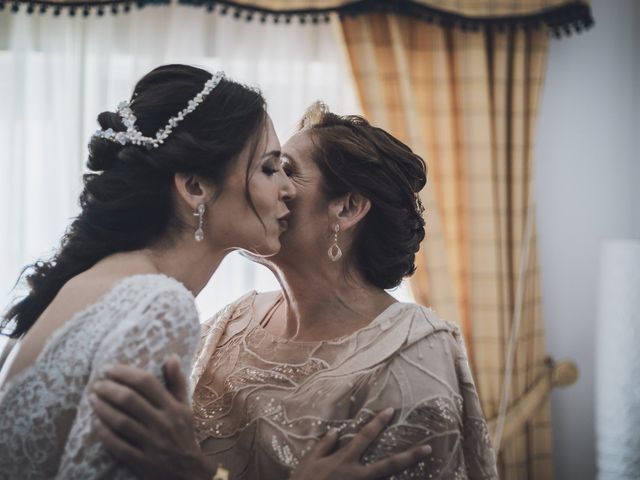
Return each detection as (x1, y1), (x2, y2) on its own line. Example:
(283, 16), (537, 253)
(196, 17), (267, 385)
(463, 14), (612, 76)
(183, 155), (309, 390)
(248, 239), (281, 258)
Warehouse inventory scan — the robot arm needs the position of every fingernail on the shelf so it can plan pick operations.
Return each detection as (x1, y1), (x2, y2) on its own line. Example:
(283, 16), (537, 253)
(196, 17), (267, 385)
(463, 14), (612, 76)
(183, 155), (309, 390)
(166, 353), (180, 364)
(89, 393), (98, 405)
(382, 407), (394, 420)
(93, 380), (103, 390)
(421, 444), (432, 455)
(326, 428), (338, 438)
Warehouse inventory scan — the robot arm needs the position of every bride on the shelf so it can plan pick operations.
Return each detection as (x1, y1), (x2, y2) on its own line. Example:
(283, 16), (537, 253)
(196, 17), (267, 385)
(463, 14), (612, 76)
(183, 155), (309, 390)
(0, 65), (424, 479)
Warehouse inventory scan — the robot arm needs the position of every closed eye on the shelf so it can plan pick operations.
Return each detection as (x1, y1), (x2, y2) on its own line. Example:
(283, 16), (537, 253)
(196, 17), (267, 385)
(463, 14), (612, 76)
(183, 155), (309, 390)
(262, 164), (280, 176)
(261, 150), (282, 176)
(280, 154), (295, 178)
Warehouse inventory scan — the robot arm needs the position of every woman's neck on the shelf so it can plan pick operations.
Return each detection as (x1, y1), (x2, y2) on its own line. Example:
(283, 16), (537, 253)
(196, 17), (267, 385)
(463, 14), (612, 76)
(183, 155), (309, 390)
(143, 243), (226, 296)
(92, 238), (226, 297)
(268, 260), (396, 342)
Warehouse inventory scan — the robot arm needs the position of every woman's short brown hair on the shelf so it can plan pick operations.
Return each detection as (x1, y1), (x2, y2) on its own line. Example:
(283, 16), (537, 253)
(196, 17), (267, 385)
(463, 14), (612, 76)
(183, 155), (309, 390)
(299, 102), (426, 289)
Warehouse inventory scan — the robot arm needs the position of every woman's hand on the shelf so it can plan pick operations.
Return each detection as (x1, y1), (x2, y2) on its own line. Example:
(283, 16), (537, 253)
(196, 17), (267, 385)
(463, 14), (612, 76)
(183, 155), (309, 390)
(290, 408), (431, 480)
(92, 357), (431, 480)
(90, 355), (213, 480)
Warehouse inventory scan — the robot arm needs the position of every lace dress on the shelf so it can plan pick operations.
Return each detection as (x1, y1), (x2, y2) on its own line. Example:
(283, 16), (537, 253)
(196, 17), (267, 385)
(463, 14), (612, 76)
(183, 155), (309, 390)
(0, 274), (200, 480)
(191, 291), (498, 479)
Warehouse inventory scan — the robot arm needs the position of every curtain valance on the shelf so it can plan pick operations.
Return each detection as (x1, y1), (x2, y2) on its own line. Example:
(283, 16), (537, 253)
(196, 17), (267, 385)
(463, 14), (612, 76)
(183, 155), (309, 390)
(6, 0), (593, 37)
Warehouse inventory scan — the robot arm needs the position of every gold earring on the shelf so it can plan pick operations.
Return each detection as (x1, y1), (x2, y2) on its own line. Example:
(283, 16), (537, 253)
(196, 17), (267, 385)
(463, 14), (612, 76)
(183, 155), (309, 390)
(194, 203), (205, 242)
(328, 224), (342, 262)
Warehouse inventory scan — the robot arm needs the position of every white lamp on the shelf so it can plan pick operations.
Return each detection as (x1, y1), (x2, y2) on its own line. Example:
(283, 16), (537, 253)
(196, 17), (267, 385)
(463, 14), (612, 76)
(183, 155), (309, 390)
(596, 239), (640, 479)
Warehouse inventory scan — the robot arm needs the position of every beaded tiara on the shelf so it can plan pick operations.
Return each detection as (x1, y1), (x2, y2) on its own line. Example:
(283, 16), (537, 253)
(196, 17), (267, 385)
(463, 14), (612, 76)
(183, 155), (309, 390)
(93, 71), (225, 149)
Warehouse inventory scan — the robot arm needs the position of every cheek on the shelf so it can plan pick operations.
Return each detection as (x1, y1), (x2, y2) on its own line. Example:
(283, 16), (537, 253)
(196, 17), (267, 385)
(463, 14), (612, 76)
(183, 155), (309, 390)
(244, 177), (273, 216)
(289, 193), (326, 237)
(292, 183), (325, 217)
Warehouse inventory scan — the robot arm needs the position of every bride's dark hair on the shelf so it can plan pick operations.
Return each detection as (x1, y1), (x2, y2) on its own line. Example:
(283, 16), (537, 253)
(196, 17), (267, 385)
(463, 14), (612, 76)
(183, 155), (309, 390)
(2, 64), (267, 338)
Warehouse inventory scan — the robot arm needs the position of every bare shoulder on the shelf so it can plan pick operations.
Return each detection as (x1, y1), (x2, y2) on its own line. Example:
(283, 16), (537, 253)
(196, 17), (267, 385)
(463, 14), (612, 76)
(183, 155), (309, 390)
(4, 272), (125, 384)
(45, 272), (128, 324)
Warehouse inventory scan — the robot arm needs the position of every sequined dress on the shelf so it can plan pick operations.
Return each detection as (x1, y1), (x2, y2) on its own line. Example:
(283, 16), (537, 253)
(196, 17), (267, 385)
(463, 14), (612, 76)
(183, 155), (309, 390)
(0, 274), (200, 479)
(191, 291), (498, 479)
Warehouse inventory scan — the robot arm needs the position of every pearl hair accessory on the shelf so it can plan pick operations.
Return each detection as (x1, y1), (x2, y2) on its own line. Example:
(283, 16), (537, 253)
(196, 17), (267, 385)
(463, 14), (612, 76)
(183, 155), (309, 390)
(93, 71), (225, 149)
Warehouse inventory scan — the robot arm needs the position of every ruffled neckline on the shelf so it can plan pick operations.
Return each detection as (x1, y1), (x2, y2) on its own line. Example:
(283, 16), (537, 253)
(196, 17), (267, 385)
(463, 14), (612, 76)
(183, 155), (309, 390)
(246, 291), (415, 347)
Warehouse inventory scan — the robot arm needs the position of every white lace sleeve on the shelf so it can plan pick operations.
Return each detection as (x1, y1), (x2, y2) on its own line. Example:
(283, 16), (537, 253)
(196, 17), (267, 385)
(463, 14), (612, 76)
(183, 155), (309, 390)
(357, 328), (498, 479)
(55, 288), (200, 479)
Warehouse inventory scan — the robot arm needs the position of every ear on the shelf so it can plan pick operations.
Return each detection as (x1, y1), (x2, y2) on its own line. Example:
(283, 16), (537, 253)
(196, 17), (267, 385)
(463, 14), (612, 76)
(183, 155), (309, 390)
(329, 192), (371, 231)
(173, 173), (215, 211)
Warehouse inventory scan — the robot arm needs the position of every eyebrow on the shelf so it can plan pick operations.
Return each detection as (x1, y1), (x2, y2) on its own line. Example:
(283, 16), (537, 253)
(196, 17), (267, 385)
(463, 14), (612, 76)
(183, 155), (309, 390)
(280, 153), (296, 165)
(262, 150), (281, 160)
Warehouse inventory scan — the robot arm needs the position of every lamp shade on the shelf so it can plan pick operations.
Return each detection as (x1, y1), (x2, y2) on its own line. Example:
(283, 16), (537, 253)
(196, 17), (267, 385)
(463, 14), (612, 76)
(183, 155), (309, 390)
(596, 239), (640, 479)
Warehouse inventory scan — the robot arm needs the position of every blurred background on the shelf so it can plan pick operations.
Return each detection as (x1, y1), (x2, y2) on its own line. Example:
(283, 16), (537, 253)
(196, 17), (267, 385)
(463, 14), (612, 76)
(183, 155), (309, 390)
(1, 0), (638, 478)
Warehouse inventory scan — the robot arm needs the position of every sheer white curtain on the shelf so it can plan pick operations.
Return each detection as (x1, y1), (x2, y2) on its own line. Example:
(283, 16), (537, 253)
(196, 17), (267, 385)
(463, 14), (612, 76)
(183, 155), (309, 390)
(0, 4), (412, 333)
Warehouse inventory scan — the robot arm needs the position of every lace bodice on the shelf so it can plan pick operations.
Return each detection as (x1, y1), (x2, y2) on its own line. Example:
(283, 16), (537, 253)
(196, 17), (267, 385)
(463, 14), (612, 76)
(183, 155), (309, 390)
(191, 292), (498, 479)
(0, 274), (200, 480)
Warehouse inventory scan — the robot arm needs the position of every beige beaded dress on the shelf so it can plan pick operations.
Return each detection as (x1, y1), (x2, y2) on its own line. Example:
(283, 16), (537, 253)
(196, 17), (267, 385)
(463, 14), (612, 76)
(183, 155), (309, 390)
(191, 291), (497, 479)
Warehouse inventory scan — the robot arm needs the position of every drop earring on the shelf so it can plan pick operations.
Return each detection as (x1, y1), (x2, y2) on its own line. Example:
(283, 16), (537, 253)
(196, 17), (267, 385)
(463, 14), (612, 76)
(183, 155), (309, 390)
(327, 224), (342, 262)
(194, 203), (205, 242)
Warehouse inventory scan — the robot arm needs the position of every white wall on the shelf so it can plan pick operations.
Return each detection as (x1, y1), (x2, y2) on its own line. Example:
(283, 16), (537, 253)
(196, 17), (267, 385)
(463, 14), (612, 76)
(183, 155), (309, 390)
(535, 1), (639, 478)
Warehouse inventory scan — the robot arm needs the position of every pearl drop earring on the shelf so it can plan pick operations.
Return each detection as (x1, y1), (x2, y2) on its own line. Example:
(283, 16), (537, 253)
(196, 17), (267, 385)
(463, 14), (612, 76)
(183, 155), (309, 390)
(194, 203), (205, 242)
(328, 224), (342, 262)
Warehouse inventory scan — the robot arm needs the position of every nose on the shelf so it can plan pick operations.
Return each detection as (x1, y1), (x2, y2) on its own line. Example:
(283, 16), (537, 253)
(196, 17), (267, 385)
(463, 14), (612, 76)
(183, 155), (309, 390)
(280, 174), (296, 203)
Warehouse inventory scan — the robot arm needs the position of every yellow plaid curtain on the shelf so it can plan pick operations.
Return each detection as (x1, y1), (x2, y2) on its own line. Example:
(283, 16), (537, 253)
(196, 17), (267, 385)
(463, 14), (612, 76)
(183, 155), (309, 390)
(339, 13), (555, 479)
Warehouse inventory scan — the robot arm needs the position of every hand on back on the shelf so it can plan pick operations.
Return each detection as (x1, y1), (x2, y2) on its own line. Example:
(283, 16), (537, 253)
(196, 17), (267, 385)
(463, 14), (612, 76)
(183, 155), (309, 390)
(92, 356), (431, 480)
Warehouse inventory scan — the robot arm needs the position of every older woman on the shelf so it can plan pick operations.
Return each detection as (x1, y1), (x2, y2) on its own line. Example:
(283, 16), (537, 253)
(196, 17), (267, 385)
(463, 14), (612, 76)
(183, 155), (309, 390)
(93, 103), (497, 479)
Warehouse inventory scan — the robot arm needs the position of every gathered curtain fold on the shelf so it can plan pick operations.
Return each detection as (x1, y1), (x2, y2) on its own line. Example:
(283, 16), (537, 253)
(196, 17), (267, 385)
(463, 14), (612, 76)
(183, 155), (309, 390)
(338, 12), (554, 479)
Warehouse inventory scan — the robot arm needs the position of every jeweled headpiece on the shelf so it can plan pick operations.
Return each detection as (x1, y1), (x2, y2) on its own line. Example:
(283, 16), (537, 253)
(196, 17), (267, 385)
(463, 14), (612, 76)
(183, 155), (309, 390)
(93, 71), (225, 149)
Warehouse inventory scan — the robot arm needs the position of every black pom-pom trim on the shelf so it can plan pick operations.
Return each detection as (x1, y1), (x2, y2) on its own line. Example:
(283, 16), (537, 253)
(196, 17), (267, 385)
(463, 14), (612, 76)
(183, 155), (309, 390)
(174, 0), (594, 38)
(6, 0), (593, 36)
